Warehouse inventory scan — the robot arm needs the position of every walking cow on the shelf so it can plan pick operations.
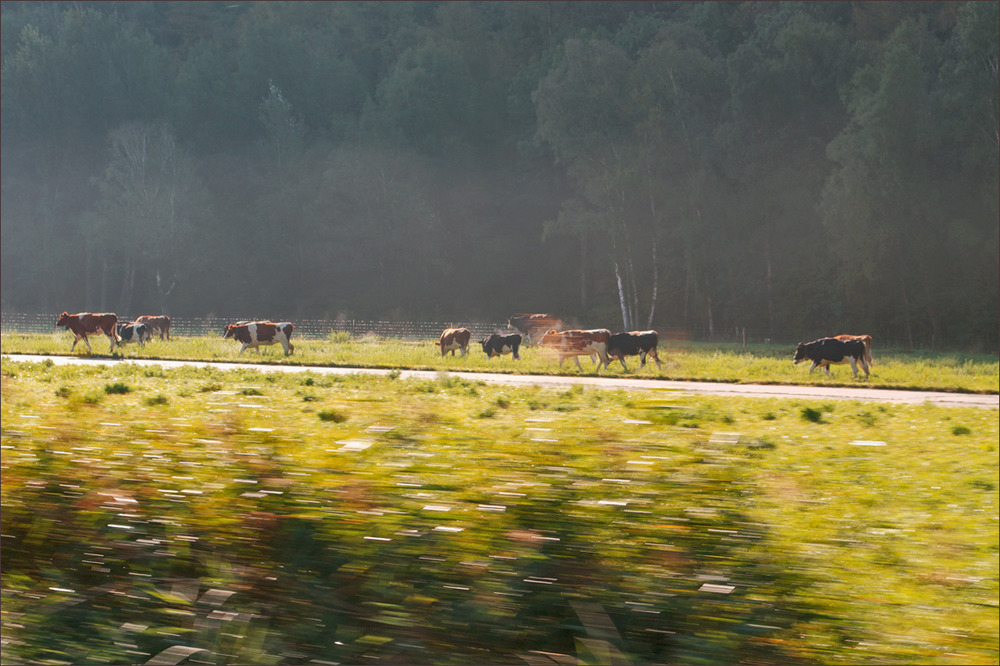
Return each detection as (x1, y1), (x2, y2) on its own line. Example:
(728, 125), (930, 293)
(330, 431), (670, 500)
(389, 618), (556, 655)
(223, 321), (295, 356)
(56, 312), (121, 353)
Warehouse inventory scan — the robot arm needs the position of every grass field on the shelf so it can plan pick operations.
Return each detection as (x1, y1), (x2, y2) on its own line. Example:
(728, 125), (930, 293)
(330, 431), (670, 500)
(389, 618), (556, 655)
(2, 331), (998, 394)
(2, 352), (997, 665)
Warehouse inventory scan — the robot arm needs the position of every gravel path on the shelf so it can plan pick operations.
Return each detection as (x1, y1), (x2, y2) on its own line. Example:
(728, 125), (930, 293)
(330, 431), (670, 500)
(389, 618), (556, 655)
(6, 353), (997, 409)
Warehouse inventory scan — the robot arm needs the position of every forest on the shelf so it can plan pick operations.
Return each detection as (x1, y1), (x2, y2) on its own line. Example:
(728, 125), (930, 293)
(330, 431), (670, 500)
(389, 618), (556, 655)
(1, 1), (997, 350)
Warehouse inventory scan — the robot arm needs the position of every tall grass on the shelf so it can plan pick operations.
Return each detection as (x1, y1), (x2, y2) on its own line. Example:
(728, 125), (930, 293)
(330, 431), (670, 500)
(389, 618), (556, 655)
(2, 358), (997, 665)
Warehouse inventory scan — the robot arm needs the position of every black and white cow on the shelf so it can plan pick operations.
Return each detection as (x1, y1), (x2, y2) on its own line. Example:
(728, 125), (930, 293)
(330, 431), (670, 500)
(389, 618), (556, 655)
(481, 333), (522, 360)
(116, 322), (149, 347)
(793, 337), (869, 378)
(607, 331), (661, 371)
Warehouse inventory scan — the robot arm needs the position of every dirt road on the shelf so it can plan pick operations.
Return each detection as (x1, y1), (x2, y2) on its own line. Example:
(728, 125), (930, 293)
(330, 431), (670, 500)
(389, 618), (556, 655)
(4, 353), (997, 409)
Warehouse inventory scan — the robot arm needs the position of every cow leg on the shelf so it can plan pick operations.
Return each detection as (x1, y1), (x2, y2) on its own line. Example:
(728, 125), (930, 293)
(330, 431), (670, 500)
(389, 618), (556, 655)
(808, 362), (818, 374)
(573, 357), (583, 371)
(70, 336), (79, 351)
(512, 347), (520, 360)
(617, 357), (629, 372)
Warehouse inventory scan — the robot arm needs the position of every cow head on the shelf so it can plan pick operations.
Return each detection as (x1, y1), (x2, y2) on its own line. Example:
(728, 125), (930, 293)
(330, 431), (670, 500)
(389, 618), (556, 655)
(793, 343), (808, 364)
(223, 325), (235, 339)
(56, 312), (71, 327)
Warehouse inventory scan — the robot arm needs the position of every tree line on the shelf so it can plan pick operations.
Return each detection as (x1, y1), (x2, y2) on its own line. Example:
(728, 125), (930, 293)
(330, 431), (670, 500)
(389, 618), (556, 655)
(1, 1), (997, 349)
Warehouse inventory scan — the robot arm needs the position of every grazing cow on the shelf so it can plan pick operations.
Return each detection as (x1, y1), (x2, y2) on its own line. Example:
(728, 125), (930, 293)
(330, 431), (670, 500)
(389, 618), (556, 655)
(135, 315), (171, 341)
(833, 334), (873, 366)
(55, 312), (121, 353)
(538, 328), (611, 371)
(793, 337), (869, 378)
(116, 322), (149, 347)
(607, 330), (662, 372)
(223, 321), (295, 355)
(507, 313), (562, 345)
(436, 327), (472, 356)
(481, 333), (522, 360)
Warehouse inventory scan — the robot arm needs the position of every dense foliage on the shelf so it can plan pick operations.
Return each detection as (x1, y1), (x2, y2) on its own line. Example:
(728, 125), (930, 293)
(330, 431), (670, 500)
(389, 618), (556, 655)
(2, 359), (997, 664)
(2, 1), (997, 350)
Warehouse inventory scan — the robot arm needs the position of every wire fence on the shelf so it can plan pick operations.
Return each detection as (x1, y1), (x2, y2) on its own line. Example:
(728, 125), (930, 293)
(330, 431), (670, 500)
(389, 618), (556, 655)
(3, 311), (985, 352)
(1, 312), (509, 341)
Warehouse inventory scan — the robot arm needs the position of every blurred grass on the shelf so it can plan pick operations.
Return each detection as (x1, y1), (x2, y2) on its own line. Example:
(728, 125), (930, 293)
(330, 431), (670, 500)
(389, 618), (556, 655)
(2, 331), (998, 393)
(2, 358), (997, 664)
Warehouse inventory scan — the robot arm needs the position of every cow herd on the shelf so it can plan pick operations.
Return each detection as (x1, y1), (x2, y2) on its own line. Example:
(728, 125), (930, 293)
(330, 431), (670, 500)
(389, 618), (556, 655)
(54, 312), (295, 356)
(435, 314), (662, 373)
(53, 310), (874, 378)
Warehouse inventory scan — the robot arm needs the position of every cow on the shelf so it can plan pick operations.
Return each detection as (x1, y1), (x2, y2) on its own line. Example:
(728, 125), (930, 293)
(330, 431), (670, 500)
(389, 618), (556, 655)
(607, 330), (662, 372)
(793, 337), (870, 379)
(135, 315), (171, 341)
(436, 327), (471, 356)
(507, 313), (562, 345)
(55, 312), (121, 353)
(481, 333), (522, 360)
(833, 334), (873, 366)
(116, 322), (149, 347)
(538, 328), (611, 371)
(223, 321), (295, 355)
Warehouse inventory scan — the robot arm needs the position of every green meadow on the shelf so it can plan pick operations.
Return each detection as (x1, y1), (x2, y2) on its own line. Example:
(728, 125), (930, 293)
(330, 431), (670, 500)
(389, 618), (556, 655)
(2, 330), (998, 393)
(1, 353), (997, 665)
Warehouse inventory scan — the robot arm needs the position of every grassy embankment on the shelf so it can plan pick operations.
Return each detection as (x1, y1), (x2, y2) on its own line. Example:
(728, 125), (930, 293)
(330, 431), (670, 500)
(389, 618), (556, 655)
(1, 356), (997, 665)
(2, 330), (998, 393)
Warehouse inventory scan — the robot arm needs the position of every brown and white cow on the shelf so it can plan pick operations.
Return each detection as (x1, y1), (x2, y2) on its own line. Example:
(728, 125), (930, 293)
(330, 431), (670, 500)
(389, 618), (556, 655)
(538, 328), (611, 371)
(436, 327), (472, 356)
(135, 315), (171, 341)
(56, 311), (121, 353)
(223, 321), (295, 355)
(833, 334), (873, 366)
(607, 330), (662, 371)
(507, 313), (562, 345)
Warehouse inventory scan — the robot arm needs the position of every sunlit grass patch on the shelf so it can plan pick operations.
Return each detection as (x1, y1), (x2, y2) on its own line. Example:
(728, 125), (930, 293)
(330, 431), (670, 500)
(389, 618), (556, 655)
(4, 332), (997, 393)
(1, 355), (997, 665)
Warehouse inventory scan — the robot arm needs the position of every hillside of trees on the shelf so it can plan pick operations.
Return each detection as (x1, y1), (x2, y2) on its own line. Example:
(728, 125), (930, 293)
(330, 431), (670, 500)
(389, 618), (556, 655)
(2, 1), (997, 349)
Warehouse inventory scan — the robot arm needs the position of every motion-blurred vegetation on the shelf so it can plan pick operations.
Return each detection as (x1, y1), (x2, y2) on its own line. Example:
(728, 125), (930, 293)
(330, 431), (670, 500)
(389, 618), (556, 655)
(2, 358), (997, 664)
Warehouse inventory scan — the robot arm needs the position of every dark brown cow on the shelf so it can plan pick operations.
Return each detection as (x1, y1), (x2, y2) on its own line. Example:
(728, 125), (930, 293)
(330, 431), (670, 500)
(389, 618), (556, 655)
(833, 334), (873, 366)
(223, 321), (295, 355)
(435, 327), (472, 356)
(135, 315), (171, 341)
(538, 328), (611, 371)
(507, 313), (562, 345)
(607, 330), (662, 371)
(56, 311), (121, 353)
